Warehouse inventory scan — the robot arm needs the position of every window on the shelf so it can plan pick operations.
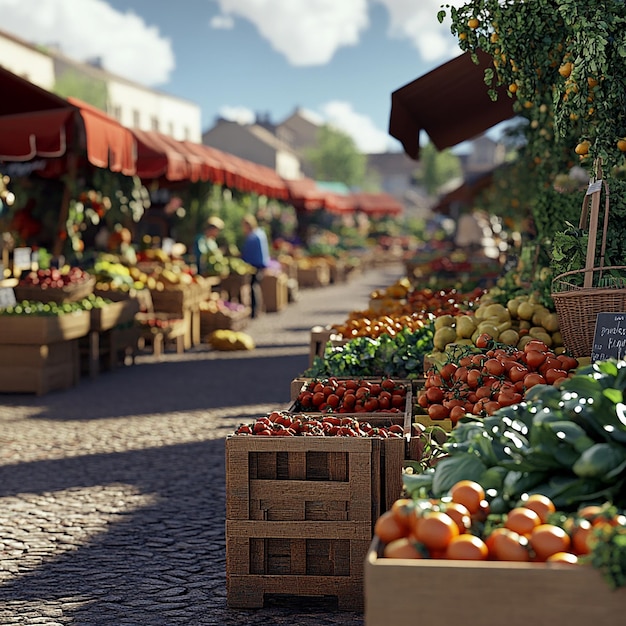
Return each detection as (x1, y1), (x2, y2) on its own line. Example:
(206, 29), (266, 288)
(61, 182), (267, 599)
(151, 116), (159, 132)
(132, 110), (140, 127)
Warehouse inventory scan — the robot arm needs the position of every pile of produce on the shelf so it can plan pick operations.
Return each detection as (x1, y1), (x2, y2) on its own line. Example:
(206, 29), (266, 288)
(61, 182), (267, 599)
(406, 360), (626, 513)
(336, 284), (484, 338)
(430, 294), (563, 359)
(18, 266), (91, 289)
(234, 410), (405, 438)
(417, 337), (580, 424)
(0, 294), (112, 316)
(374, 479), (625, 588)
(305, 324), (434, 379)
(207, 329), (255, 351)
(292, 377), (409, 414)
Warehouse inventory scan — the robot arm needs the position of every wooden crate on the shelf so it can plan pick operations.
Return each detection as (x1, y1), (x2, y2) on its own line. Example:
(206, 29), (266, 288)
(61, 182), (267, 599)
(308, 325), (343, 366)
(0, 311), (91, 344)
(0, 340), (79, 395)
(261, 271), (288, 312)
(90, 298), (140, 332)
(199, 307), (250, 336)
(290, 377), (423, 402)
(297, 264), (330, 288)
(225, 434), (404, 611)
(365, 537), (626, 626)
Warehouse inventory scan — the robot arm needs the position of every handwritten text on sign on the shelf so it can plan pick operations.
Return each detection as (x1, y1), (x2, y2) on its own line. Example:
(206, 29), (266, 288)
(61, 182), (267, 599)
(591, 312), (626, 362)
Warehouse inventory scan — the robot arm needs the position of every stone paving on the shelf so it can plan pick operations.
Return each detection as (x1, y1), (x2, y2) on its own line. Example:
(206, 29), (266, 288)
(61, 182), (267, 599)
(0, 262), (405, 626)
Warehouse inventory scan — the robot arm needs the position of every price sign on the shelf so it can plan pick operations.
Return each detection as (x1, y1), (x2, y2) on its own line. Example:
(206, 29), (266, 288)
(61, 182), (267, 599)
(0, 287), (17, 308)
(13, 247), (32, 270)
(591, 312), (626, 362)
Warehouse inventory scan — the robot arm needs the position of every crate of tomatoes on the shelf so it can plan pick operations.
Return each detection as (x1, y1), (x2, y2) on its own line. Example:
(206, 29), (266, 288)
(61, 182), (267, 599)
(225, 392), (408, 611)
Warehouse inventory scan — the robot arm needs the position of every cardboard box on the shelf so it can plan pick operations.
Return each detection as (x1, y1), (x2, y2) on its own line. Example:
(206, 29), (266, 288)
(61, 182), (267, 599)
(225, 433), (405, 611)
(364, 537), (626, 626)
(0, 311), (91, 344)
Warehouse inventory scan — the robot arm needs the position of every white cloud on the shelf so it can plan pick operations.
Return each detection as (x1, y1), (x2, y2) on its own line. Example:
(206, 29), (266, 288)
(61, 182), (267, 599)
(377, 0), (466, 63)
(0, 0), (175, 86)
(210, 14), (235, 29)
(219, 105), (256, 125)
(212, 0), (369, 66)
(320, 101), (396, 153)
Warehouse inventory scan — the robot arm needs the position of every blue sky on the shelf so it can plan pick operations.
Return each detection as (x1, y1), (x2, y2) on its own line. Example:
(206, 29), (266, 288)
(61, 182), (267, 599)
(0, 0), (467, 153)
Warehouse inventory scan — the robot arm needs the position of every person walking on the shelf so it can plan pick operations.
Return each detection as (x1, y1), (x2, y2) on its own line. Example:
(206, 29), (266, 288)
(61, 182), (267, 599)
(193, 216), (224, 275)
(240, 213), (270, 318)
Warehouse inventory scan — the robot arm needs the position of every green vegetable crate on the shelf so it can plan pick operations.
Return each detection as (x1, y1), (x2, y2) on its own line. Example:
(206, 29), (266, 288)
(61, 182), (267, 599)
(225, 431), (405, 611)
(365, 537), (625, 626)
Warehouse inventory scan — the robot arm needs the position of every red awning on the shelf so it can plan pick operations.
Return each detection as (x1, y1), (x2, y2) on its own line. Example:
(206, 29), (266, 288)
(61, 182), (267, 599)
(131, 129), (189, 181)
(67, 97), (135, 175)
(350, 192), (404, 216)
(0, 108), (74, 161)
(285, 177), (354, 213)
(0, 67), (136, 174)
(389, 50), (516, 160)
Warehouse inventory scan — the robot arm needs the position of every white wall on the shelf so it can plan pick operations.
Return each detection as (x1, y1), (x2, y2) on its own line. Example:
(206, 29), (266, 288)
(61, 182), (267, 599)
(0, 37), (55, 89)
(108, 81), (201, 142)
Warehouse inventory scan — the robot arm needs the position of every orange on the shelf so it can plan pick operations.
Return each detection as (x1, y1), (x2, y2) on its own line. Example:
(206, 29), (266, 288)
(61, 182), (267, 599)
(383, 537), (424, 559)
(521, 494), (556, 523)
(445, 534), (488, 560)
(505, 507), (541, 536)
(414, 510), (459, 552)
(529, 524), (571, 561)
(449, 480), (485, 515)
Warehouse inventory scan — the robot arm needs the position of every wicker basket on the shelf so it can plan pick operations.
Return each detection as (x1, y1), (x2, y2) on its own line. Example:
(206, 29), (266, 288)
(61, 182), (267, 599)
(550, 161), (626, 357)
(14, 276), (96, 304)
(551, 267), (626, 357)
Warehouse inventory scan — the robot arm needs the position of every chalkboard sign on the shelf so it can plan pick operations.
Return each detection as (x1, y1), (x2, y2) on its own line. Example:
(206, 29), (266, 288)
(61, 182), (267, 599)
(591, 312), (626, 362)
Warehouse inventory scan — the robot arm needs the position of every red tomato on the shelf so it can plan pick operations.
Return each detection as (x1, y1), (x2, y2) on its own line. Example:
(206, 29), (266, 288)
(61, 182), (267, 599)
(484, 358), (505, 377)
(426, 386), (444, 403)
(544, 368), (568, 385)
(524, 339), (549, 354)
(439, 362), (458, 382)
(428, 403), (450, 420)
(524, 350), (547, 370)
(508, 364), (529, 383)
(364, 398), (380, 412)
(467, 368), (483, 390)
(312, 391), (326, 407)
(523, 372), (546, 389)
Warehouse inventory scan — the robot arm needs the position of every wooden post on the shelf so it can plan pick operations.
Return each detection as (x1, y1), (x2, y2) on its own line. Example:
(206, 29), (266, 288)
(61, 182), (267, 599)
(582, 159), (603, 289)
(52, 152), (77, 259)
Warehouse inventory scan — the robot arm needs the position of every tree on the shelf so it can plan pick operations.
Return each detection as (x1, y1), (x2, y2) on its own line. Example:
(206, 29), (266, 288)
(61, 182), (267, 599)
(53, 69), (108, 110)
(304, 125), (367, 188)
(413, 141), (463, 196)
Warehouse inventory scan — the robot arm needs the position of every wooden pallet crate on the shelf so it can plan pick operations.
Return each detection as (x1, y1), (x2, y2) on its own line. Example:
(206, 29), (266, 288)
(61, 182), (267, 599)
(0, 311), (91, 344)
(0, 340), (79, 395)
(225, 434), (404, 611)
(365, 537), (625, 626)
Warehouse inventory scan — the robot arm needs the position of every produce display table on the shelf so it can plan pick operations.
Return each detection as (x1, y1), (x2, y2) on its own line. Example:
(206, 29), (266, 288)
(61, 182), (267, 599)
(81, 299), (141, 379)
(149, 283), (201, 349)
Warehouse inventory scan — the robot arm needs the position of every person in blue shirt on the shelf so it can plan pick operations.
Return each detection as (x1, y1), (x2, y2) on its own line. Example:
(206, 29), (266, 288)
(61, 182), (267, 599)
(241, 214), (269, 318)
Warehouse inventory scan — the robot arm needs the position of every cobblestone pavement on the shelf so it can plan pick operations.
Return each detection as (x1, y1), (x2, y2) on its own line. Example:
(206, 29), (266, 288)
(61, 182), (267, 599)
(0, 262), (405, 626)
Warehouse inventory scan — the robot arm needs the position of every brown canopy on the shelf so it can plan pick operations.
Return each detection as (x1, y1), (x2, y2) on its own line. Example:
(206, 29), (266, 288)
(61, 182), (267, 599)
(389, 50), (516, 160)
